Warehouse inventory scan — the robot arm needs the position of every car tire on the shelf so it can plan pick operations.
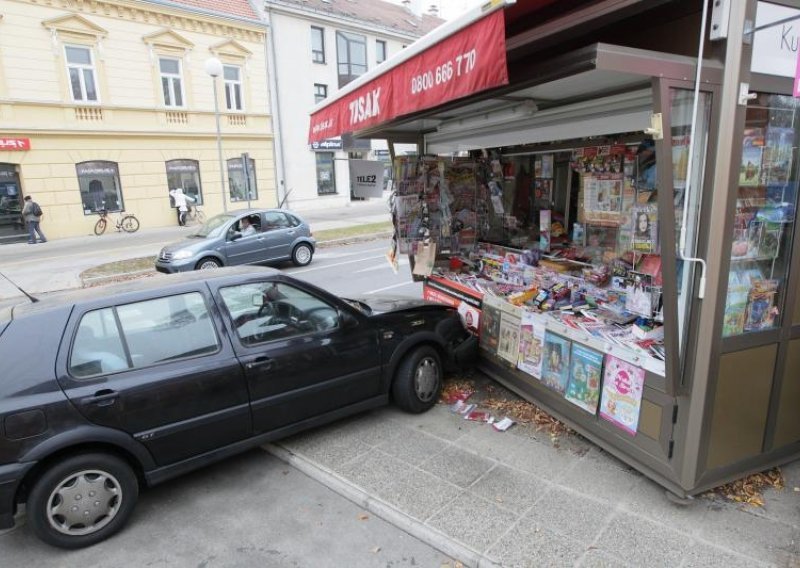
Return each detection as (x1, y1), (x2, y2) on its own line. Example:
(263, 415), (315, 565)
(392, 345), (442, 414)
(196, 257), (222, 270)
(292, 243), (314, 267)
(27, 453), (139, 549)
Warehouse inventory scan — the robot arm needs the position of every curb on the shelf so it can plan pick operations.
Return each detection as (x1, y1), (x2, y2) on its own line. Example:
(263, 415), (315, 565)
(78, 231), (391, 287)
(263, 442), (503, 568)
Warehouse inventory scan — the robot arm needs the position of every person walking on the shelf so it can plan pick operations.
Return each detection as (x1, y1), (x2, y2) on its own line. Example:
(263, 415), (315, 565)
(22, 195), (46, 244)
(169, 188), (195, 227)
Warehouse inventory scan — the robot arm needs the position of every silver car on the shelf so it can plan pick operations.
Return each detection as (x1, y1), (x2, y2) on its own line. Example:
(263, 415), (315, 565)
(155, 208), (316, 273)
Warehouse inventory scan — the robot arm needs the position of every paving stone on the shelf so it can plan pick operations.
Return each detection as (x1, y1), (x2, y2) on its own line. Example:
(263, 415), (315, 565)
(377, 468), (462, 522)
(681, 542), (773, 568)
(277, 429), (372, 470)
(418, 445), (495, 488)
(332, 449), (409, 493)
(594, 513), (686, 568)
(619, 475), (710, 531)
(523, 487), (615, 545)
(390, 404), (483, 442)
(374, 426), (449, 466)
(747, 484), (800, 530)
(701, 502), (800, 566)
(428, 492), (520, 554)
(320, 410), (407, 447)
(577, 548), (635, 567)
(469, 464), (550, 514)
(561, 448), (641, 503)
(487, 524), (586, 568)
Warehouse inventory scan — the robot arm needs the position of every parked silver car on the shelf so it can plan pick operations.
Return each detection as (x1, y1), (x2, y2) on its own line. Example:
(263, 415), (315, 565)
(155, 208), (315, 273)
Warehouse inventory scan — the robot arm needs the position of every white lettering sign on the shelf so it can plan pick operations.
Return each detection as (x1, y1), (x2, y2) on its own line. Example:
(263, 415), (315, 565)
(752, 2), (800, 77)
(348, 88), (382, 126)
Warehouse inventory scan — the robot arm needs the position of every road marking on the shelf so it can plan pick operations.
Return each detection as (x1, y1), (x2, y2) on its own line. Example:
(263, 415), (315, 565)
(314, 246), (387, 259)
(353, 259), (409, 273)
(288, 254), (387, 274)
(364, 281), (418, 294)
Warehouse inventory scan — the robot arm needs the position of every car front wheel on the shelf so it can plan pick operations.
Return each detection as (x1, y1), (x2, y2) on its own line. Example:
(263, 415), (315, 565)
(196, 257), (222, 270)
(27, 453), (139, 549)
(292, 243), (314, 267)
(392, 345), (442, 413)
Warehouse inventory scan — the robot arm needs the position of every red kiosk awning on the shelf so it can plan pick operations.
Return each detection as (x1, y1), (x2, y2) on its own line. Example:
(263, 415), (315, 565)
(308, 7), (510, 144)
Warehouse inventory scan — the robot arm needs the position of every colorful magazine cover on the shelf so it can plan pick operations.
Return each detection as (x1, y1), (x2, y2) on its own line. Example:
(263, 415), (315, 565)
(497, 308), (522, 365)
(566, 344), (603, 414)
(479, 296), (502, 355)
(599, 355), (646, 436)
(541, 333), (571, 395)
(518, 311), (545, 379)
(739, 128), (764, 187)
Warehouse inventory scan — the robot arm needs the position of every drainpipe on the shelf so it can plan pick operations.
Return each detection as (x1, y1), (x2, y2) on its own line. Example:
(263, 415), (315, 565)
(264, 6), (289, 208)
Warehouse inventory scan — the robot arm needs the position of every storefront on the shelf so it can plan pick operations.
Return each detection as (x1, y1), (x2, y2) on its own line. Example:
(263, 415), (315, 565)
(309, 0), (800, 496)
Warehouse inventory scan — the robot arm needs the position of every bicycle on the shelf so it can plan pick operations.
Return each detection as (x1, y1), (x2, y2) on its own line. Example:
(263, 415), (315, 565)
(94, 209), (140, 235)
(185, 205), (206, 225)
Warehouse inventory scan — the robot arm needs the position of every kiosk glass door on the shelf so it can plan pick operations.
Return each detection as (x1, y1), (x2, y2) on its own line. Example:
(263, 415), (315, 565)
(0, 164), (26, 243)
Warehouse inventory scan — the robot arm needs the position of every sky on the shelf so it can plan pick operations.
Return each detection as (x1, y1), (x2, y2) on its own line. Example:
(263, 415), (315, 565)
(386, 0), (484, 20)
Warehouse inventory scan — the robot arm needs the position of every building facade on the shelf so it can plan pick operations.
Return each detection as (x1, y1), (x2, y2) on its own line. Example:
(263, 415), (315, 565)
(262, 0), (441, 212)
(0, 0), (274, 242)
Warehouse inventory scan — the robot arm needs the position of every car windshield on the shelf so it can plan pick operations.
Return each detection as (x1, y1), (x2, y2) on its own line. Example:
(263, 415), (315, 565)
(191, 214), (234, 238)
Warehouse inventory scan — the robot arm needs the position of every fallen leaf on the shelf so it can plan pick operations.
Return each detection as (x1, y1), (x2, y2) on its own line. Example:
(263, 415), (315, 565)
(371, 546), (381, 554)
(454, 562), (464, 568)
(357, 513), (369, 521)
(495, 497), (504, 503)
(704, 468), (784, 507)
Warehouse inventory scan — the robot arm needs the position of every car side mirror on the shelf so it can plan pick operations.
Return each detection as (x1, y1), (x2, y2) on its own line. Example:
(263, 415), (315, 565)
(340, 311), (359, 329)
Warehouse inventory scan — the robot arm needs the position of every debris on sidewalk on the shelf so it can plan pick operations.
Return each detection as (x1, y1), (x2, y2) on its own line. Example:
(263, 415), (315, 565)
(492, 417), (515, 432)
(704, 467), (784, 507)
(440, 381), (476, 404)
(357, 513), (370, 521)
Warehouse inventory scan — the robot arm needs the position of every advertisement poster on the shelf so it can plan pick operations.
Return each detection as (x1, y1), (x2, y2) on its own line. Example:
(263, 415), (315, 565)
(599, 355), (646, 435)
(518, 311), (545, 378)
(541, 332), (571, 395)
(349, 159), (385, 198)
(632, 207), (658, 253)
(497, 305), (522, 365)
(565, 344), (603, 414)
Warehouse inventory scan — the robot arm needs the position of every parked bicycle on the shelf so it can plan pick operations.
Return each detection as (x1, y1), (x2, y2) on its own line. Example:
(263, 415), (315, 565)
(185, 204), (206, 225)
(94, 209), (140, 235)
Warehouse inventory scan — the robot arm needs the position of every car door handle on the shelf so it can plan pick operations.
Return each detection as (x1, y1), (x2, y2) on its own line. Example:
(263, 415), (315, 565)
(83, 389), (119, 407)
(245, 356), (272, 370)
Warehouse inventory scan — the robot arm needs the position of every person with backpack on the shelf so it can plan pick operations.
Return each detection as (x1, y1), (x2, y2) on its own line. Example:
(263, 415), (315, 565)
(22, 195), (46, 244)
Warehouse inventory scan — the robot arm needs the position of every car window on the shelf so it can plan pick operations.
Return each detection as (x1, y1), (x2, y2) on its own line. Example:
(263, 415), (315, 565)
(220, 281), (339, 346)
(263, 211), (289, 231)
(115, 292), (219, 367)
(70, 308), (130, 377)
(193, 214), (233, 238)
(286, 214), (302, 228)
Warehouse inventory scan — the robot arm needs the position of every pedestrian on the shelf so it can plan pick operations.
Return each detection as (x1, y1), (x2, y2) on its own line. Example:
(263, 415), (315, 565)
(169, 188), (196, 227)
(22, 195), (46, 244)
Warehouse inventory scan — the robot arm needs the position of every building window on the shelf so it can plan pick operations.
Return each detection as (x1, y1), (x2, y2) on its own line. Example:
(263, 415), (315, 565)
(224, 65), (243, 111)
(65, 45), (99, 103)
(376, 40), (387, 64)
(336, 31), (367, 88)
(227, 156), (258, 202)
(159, 57), (184, 107)
(166, 159), (203, 205)
(311, 26), (325, 63)
(316, 153), (336, 195)
(314, 84), (328, 104)
(76, 161), (123, 214)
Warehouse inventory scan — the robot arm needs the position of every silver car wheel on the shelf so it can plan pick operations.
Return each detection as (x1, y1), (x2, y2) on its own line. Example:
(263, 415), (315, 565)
(198, 259), (220, 270)
(46, 469), (123, 537)
(293, 244), (312, 266)
(414, 356), (440, 402)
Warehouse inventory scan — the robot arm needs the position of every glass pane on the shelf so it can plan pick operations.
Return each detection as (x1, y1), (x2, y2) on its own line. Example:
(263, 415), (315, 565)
(173, 78), (183, 107)
(352, 40), (367, 66)
(311, 27), (323, 51)
(337, 33), (348, 63)
(377, 41), (386, 63)
(65, 46), (91, 65)
(69, 68), (83, 100)
(117, 293), (219, 367)
(162, 77), (171, 106)
(223, 65), (239, 81)
(723, 94), (800, 336)
(166, 160), (202, 205)
(316, 152), (336, 195)
(234, 85), (242, 110)
(76, 161), (124, 214)
(70, 308), (129, 377)
(227, 158), (246, 201)
(225, 84), (232, 110)
(159, 58), (179, 74)
(247, 158), (258, 199)
(83, 69), (97, 101)
(670, 89), (711, 352)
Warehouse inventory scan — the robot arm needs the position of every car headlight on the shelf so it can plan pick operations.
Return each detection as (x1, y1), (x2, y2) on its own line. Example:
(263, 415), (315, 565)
(172, 250), (194, 260)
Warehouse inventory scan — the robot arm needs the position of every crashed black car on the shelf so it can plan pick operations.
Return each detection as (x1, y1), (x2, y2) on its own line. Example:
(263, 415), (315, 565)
(0, 267), (476, 548)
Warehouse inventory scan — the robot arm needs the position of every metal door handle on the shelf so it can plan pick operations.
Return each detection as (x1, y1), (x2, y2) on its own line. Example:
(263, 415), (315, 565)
(84, 389), (119, 407)
(246, 356), (272, 370)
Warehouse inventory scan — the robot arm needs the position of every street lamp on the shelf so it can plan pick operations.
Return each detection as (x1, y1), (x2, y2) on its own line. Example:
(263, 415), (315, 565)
(204, 56), (227, 213)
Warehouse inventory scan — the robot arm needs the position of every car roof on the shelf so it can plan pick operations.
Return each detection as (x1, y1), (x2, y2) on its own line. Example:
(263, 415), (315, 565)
(226, 208), (306, 217)
(10, 266), (282, 318)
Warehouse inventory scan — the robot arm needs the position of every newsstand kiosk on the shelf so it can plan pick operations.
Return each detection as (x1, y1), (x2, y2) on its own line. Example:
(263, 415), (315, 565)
(308, 0), (800, 497)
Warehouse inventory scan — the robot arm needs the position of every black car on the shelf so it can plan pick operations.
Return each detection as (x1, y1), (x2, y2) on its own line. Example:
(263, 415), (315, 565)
(0, 267), (476, 548)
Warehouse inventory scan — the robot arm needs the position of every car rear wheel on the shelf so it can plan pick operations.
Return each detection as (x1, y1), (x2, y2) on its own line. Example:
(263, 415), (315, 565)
(392, 345), (442, 413)
(292, 243), (313, 267)
(27, 453), (138, 549)
(196, 257), (222, 270)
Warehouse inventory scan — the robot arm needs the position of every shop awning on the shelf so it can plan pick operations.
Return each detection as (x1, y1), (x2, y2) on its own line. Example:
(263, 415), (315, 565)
(308, 1), (514, 144)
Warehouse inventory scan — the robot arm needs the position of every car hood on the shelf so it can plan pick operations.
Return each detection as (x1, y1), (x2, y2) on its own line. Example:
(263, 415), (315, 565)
(161, 236), (214, 254)
(348, 296), (445, 315)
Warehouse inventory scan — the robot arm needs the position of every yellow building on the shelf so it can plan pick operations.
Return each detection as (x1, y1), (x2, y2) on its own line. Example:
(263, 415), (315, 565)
(0, 0), (274, 242)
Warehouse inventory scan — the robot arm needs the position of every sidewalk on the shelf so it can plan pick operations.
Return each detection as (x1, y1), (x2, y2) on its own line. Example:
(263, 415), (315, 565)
(266, 400), (799, 568)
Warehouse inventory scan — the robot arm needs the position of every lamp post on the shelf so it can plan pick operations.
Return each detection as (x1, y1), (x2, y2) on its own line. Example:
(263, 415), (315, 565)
(204, 57), (227, 213)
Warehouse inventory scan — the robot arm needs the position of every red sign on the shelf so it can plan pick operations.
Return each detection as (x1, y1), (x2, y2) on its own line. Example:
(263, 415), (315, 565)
(308, 10), (508, 143)
(0, 138), (30, 151)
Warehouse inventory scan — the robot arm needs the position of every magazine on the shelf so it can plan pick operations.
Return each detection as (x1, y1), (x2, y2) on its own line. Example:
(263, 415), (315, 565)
(497, 307), (522, 365)
(518, 311), (545, 379)
(565, 344), (603, 414)
(599, 355), (646, 436)
(541, 333), (571, 395)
